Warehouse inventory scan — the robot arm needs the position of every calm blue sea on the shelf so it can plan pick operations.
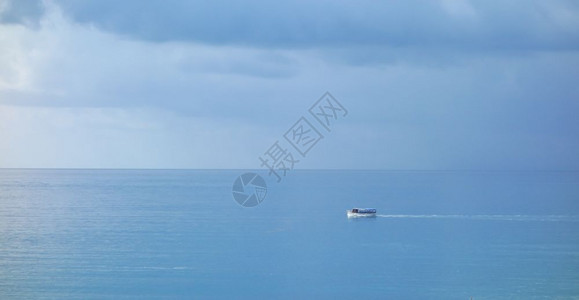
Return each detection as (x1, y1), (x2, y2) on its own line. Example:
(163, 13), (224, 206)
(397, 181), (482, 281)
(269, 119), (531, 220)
(1, 169), (578, 299)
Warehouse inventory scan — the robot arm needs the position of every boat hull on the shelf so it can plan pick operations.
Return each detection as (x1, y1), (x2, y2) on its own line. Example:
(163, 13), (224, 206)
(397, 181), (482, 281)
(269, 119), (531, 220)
(347, 210), (377, 218)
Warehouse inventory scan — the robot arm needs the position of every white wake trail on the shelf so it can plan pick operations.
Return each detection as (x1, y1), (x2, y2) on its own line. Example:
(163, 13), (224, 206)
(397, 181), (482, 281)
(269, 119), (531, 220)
(375, 214), (579, 222)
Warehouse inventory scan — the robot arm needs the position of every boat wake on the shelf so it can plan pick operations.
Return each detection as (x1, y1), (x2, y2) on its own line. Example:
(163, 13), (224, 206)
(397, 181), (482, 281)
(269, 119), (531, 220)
(375, 214), (579, 222)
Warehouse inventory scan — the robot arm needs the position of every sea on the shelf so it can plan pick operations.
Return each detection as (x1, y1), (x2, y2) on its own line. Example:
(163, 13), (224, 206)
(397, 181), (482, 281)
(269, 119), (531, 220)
(0, 169), (578, 299)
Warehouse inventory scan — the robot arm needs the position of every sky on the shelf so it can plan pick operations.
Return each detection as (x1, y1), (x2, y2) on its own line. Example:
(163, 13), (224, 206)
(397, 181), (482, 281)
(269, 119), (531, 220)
(0, 0), (578, 169)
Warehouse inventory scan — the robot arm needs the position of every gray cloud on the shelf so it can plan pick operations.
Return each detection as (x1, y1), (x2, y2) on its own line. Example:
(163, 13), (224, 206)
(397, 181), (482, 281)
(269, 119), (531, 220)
(2, 0), (579, 169)
(0, 0), (44, 26)
(9, 0), (579, 53)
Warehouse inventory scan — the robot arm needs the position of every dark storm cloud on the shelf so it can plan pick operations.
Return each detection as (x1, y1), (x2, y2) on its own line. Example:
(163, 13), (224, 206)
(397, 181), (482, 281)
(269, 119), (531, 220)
(0, 0), (44, 26)
(11, 0), (579, 52)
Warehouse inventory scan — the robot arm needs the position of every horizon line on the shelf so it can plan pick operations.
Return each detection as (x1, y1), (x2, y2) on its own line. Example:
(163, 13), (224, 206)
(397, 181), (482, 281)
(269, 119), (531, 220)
(1, 168), (578, 172)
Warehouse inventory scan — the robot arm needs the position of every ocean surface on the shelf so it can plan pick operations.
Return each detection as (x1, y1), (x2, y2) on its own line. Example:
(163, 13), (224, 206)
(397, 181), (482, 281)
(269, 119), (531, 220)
(1, 169), (578, 299)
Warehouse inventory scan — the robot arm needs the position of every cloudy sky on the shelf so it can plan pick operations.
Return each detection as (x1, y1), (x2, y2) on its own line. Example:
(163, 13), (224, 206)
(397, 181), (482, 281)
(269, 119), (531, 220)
(1, 0), (578, 169)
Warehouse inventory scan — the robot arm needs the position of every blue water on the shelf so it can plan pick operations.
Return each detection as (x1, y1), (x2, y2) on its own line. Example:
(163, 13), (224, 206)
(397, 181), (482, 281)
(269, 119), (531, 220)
(1, 169), (578, 299)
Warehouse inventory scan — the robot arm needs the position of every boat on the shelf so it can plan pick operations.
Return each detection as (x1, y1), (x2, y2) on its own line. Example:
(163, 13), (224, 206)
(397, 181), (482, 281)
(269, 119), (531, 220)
(347, 208), (377, 218)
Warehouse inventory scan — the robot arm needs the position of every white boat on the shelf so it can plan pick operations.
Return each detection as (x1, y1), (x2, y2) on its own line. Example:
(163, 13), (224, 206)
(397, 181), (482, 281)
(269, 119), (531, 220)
(347, 208), (377, 218)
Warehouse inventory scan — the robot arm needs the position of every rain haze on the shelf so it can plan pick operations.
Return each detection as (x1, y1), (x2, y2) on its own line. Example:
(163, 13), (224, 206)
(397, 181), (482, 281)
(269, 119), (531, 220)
(1, 0), (578, 170)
